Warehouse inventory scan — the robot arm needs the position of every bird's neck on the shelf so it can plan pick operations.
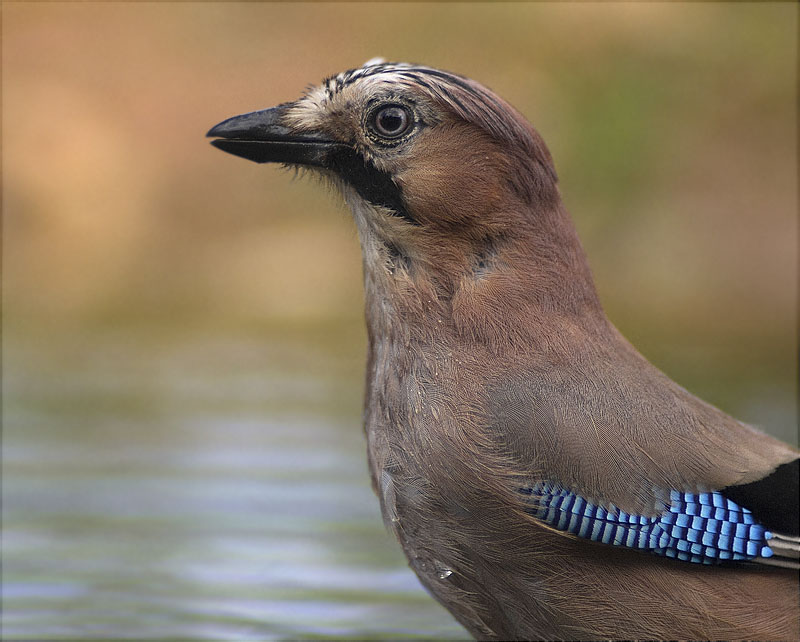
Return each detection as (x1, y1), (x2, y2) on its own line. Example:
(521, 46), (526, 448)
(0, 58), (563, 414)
(357, 200), (607, 353)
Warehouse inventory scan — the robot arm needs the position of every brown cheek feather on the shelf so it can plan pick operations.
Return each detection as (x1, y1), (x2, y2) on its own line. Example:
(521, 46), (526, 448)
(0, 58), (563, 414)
(400, 122), (522, 234)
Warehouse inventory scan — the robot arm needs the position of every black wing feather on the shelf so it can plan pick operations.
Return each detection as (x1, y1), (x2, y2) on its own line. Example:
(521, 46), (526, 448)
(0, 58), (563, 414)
(722, 458), (799, 536)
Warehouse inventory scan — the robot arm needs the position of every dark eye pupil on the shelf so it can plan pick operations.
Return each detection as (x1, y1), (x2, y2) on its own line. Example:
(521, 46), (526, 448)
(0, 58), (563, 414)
(374, 106), (409, 137)
(379, 110), (403, 132)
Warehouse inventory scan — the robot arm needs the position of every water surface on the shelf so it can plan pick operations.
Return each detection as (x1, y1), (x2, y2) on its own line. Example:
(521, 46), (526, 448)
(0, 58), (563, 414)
(3, 324), (466, 639)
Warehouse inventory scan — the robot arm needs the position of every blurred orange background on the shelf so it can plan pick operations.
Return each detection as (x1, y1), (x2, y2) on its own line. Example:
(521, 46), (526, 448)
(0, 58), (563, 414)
(3, 3), (797, 637)
(4, 2), (797, 435)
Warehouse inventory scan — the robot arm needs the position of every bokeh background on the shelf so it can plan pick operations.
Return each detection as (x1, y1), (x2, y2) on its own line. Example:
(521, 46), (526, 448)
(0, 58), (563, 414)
(3, 2), (797, 639)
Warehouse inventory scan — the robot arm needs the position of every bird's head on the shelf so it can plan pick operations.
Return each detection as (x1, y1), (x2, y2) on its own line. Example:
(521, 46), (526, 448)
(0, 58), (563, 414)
(210, 61), (560, 245)
(209, 61), (597, 331)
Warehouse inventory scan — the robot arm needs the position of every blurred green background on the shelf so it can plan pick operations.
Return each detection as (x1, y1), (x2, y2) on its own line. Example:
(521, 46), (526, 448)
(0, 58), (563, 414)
(3, 2), (797, 639)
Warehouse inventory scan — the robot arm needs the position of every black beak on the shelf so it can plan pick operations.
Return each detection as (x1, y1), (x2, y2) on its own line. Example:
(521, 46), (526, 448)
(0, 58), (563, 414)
(206, 103), (343, 167)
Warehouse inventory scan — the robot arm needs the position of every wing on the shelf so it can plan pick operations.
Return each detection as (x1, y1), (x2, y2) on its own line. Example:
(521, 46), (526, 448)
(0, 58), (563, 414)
(490, 327), (800, 569)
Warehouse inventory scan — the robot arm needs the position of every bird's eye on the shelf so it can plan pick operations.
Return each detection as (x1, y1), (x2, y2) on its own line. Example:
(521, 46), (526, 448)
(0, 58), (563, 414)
(371, 105), (412, 139)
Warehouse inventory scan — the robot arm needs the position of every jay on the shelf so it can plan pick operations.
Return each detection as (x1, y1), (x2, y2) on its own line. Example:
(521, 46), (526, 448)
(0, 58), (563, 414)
(208, 60), (799, 640)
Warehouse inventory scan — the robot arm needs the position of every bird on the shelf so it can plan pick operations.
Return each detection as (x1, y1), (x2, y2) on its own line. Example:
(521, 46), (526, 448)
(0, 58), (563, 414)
(207, 60), (799, 640)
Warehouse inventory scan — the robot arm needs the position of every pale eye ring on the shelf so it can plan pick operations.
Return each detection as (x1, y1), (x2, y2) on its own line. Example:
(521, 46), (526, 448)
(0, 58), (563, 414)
(371, 105), (412, 138)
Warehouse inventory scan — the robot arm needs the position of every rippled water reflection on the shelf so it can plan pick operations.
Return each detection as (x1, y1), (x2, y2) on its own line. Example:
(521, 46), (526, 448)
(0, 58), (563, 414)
(3, 325), (466, 639)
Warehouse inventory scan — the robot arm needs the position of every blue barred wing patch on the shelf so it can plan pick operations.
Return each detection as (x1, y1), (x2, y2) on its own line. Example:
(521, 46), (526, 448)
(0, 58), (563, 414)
(521, 482), (775, 564)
